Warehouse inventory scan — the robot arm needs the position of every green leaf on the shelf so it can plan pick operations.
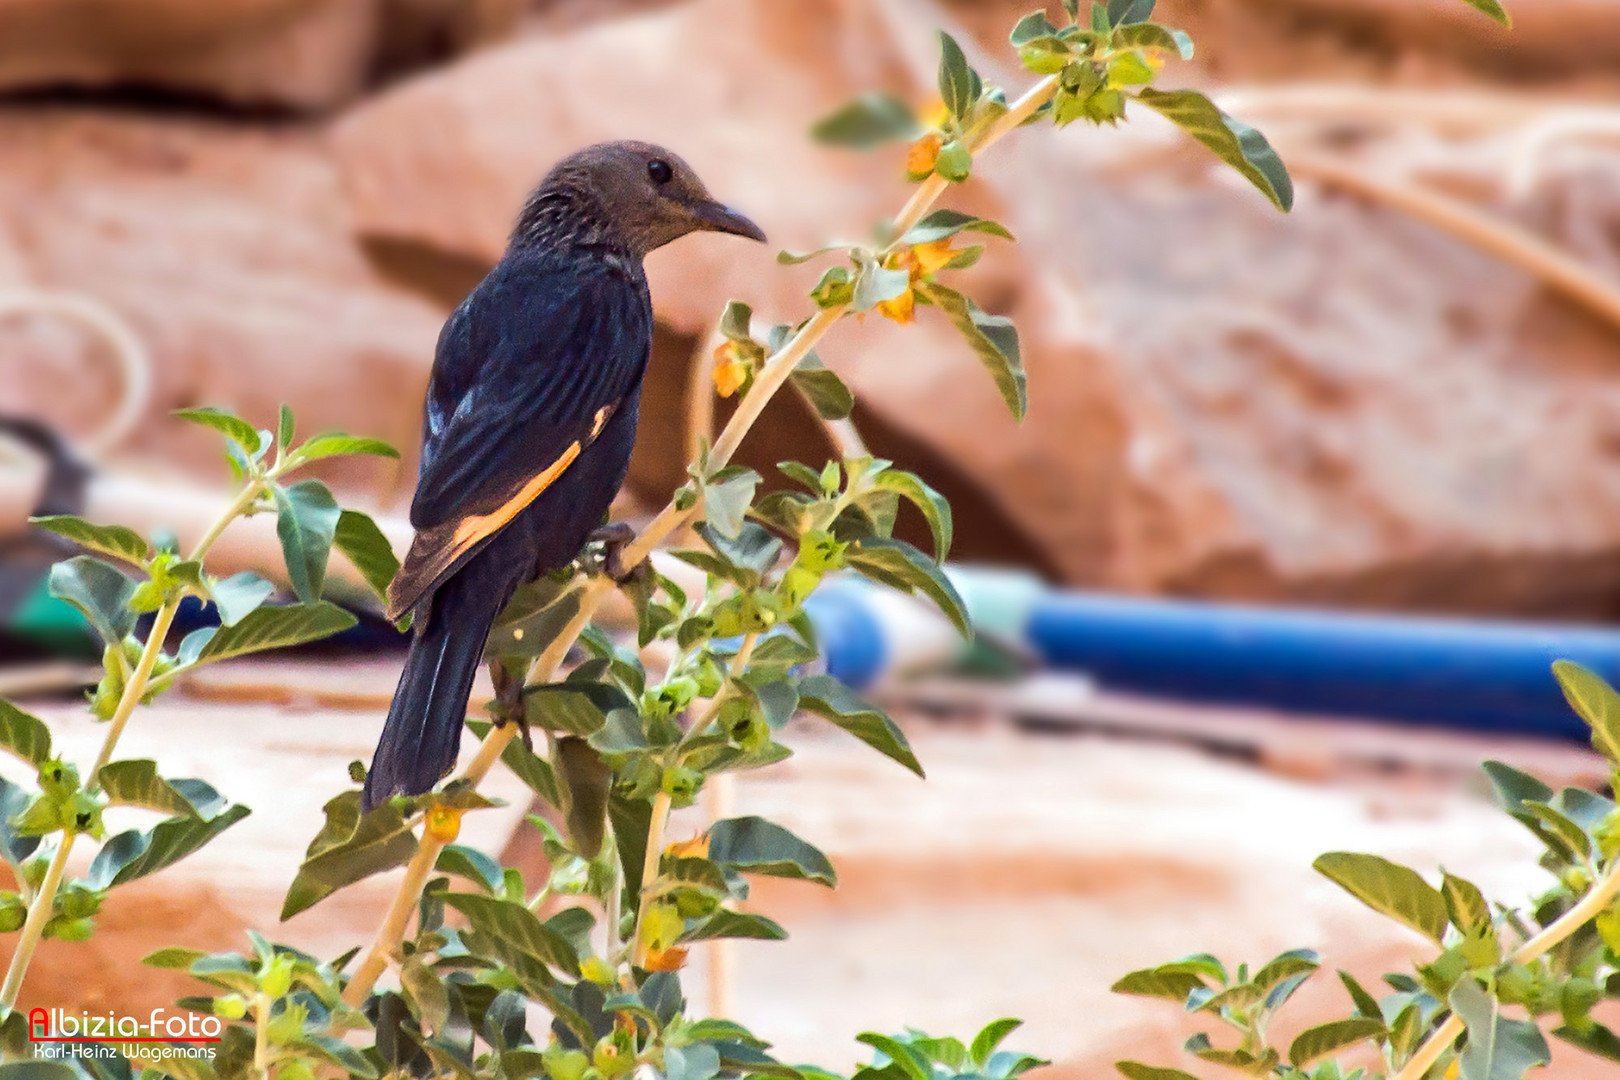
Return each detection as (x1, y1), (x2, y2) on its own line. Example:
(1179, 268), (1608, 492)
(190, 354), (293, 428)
(1010, 12), (1063, 47)
(1451, 977), (1550, 1080)
(796, 674), (923, 776)
(1134, 88), (1292, 212)
(1552, 660), (1620, 764)
(1115, 1064), (1200, 1080)
(28, 516), (148, 565)
(0, 701), (51, 766)
(937, 31), (977, 120)
(872, 470), (952, 559)
(85, 805), (250, 890)
(1107, 0), (1155, 24)
(143, 946), (207, 970)
(0, 1064), (81, 1080)
(678, 909), (787, 943)
(1313, 852), (1447, 943)
(281, 792), (416, 919)
(845, 537), (970, 636)
(209, 571), (274, 628)
(441, 892), (581, 976)
(714, 1042), (802, 1080)
(435, 844), (505, 894)
(900, 210), (1015, 246)
(1553, 1023), (1620, 1064)
(1443, 872), (1491, 933)
(1525, 801), (1590, 860)
(195, 602), (357, 665)
(811, 94), (921, 148)
(971, 1019), (1024, 1068)
(1288, 1018), (1385, 1068)
(333, 510), (400, 605)
(858, 1035), (930, 1080)
(98, 760), (222, 818)
(1111, 967), (1208, 1002)
(1338, 970), (1383, 1019)
(1457, 0), (1511, 27)
(700, 468), (761, 541)
(174, 407), (261, 454)
(273, 479), (341, 604)
(1114, 23), (1193, 59)
(1482, 760), (1553, 808)
(277, 404), (295, 452)
(916, 281), (1026, 420)
(707, 816), (835, 887)
(289, 434), (400, 465)
(791, 358), (855, 422)
(49, 556), (137, 646)
(1252, 948), (1319, 990)
(525, 683), (629, 736)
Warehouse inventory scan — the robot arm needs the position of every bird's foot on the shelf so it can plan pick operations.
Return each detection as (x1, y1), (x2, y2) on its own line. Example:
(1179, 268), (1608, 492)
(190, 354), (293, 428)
(489, 661), (534, 753)
(584, 522), (649, 585)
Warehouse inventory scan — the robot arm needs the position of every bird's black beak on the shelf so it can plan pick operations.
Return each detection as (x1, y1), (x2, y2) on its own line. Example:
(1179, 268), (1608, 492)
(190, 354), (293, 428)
(689, 200), (766, 242)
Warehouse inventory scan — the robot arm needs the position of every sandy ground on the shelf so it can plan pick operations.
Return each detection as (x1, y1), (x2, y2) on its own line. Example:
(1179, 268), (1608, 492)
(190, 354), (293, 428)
(2, 657), (1615, 1077)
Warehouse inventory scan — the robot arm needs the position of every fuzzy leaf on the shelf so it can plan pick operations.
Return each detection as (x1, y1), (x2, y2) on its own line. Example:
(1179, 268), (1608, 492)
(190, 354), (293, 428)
(1552, 660), (1620, 764)
(845, 537), (970, 636)
(708, 816), (835, 887)
(678, 909), (787, 944)
(85, 805), (250, 890)
(1451, 978), (1550, 1080)
(273, 479), (341, 604)
(1135, 88), (1292, 212)
(48, 556), (137, 646)
(174, 407), (261, 454)
(1314, 852), (1447, 943)
(1288, 1018), (1385, 1068)
(289, 434), (400, 465)
(195, 602), (356, 665)
(0, 701), (52, 766)
(209, 571), (275, 628)
(28, 516), (148, 565)
(796, 674), (923, 776)
(917, 281), (1026, 420)
(333, 510), (400, 605)
(281, 792), (416, 919)
(901, 210), (1014, 245)
(1458, 0), (1510, 26)
(441, 892), (581, 976)
(811, 95), (921, 148)
(937, 31), (977, 120)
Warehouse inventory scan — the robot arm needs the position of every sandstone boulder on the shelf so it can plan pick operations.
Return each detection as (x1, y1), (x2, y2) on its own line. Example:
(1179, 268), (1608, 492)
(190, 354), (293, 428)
(0, 109), (443, 500)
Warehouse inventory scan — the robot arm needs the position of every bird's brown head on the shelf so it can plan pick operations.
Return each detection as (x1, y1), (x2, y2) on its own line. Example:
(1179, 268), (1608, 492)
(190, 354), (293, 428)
(519, 141), (766, 257)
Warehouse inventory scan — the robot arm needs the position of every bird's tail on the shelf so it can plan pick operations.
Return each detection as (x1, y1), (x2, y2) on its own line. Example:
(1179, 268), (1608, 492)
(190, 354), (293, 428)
(363, 583), (502, 812)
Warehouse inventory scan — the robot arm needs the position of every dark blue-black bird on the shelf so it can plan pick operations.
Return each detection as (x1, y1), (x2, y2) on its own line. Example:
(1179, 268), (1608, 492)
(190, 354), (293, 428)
(364, 141), (765, 812)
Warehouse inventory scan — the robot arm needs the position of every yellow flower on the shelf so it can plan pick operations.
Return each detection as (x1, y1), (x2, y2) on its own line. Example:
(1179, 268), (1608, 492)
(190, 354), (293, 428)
(666, 833), (710, 859)
(425, 803), (463, 843)
(643, 946), (689, 972)
(877, 289), (916, 324)
(712, 343), (749, 398)
(904, 132), (943, 180)
(912, 237), (959, 275)
(921, 99), (951, 128)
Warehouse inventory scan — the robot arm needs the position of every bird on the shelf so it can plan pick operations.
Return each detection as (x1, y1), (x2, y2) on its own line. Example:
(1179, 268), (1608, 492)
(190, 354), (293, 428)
(363, 141), (765, 812)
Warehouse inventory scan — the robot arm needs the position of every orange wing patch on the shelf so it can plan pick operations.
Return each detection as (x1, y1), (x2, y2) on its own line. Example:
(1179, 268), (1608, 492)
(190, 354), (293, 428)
(453, 441), (581, 549)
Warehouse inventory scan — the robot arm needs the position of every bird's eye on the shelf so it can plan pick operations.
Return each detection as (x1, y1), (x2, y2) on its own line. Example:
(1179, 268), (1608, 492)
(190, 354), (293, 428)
(647, 159), (673, 185)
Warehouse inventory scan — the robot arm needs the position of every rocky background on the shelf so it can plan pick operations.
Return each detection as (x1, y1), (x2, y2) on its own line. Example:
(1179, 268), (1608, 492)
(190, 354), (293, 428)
(5, 0), (1620, 620)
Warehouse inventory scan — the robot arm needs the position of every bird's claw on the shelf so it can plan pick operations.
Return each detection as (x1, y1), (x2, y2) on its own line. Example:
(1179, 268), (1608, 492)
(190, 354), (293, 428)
(584, 522), (648, 585)
(489, 662), (535, 753)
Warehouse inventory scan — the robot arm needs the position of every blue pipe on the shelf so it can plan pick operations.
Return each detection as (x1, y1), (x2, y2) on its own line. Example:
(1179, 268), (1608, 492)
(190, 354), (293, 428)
(1027, 592), (1618, 739)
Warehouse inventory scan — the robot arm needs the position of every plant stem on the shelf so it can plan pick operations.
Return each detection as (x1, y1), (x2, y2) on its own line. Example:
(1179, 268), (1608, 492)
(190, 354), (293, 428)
(253, 992), (270, 1079)
(0, 833), (73, 1009)
(0, 473), (263, 1010)
(632, 790), (674, 970)
(1394, 866), (1620, 1080)
(340, 68), (1062, 1007)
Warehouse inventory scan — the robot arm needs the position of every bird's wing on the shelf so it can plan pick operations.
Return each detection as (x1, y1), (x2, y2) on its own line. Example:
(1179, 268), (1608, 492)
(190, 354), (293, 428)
(385, 256), (650, 621)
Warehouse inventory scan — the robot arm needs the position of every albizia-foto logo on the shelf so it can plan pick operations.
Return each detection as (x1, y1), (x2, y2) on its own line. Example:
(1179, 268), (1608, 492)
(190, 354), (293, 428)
(28, 1007), (220, 1061)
